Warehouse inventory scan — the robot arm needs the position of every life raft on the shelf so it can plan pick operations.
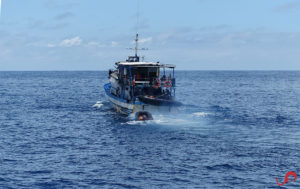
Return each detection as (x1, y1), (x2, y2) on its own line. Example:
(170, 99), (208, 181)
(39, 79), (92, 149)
(153, 79), (161, 88)
(135, 111), (153, 121)
(164, 80), (172, 88)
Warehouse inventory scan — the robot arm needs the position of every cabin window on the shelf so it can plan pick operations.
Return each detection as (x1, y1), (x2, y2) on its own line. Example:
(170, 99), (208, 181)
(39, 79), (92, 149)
(132, 67), (159, 81)
(148, 67), (158, 78)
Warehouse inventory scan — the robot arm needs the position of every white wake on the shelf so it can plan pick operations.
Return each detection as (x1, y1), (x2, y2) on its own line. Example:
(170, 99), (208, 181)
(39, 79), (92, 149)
(93, 101), (104, 109)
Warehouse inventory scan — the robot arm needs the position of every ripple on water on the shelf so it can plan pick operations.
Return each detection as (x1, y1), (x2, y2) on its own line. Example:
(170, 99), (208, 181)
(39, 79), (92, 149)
(0, 71), (300, 188)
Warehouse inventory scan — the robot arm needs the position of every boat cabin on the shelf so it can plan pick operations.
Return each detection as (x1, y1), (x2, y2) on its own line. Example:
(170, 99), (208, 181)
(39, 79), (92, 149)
(105, 33), (181, 112)
(111, 57), (176, 101)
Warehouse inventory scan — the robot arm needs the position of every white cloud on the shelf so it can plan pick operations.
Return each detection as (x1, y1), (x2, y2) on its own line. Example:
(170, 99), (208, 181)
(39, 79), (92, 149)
(157, 32), (176, 44)
(130, 37), (152, 45)
(60, 36), (82, 47)
(139, 37), (152, 44)
(47, 38), (105, 48)
(47, 43), (56, 48)
(111, 41), (118, 47)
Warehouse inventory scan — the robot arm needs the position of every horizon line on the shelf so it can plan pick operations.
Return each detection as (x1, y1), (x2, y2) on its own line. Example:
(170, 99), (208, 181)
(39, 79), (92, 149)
(1, 69), (300, 72)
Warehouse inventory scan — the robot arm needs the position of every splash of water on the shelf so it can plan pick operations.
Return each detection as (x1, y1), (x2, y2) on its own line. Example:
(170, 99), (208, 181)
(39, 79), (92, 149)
(93, 101), (104, 109)
(192, 112), (214, 117)
(123, 114), (201, 126)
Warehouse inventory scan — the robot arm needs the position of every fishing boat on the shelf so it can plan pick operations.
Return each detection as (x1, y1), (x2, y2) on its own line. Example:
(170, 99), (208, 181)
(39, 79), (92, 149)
(104, 33), (181, 120)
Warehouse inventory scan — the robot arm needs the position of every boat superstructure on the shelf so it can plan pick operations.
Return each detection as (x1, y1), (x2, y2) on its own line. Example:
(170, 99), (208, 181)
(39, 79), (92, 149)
(104, 34), (180, 120)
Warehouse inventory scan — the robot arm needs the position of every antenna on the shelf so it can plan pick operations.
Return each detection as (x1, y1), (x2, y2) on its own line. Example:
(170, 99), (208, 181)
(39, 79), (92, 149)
(135, 0), (140, 57)
(127, 34), (148, 58)
(136, 0), (140, 34)
(125, 0), (148, 61)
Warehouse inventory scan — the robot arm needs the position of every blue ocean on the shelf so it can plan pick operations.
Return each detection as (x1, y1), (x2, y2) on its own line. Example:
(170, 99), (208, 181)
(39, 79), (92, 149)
(1, 71), (300, 188)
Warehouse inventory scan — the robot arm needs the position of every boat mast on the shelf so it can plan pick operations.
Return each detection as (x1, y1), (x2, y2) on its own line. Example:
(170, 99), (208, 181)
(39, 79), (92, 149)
(135, 33), (139, 58)
(135, 0), (140, 60)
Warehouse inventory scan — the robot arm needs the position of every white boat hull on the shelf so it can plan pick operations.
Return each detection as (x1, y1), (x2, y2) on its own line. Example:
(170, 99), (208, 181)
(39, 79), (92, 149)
(104, 83), (176, 115)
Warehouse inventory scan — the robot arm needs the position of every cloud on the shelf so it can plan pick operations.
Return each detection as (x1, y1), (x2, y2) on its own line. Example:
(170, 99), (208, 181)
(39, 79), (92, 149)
(60, 36), (82, 47)
(131, 37), (152, 45)
(46, 38), (110, 48)
(47, 43), (56, 48)
(154, 27), (267, 47)
(111, 41), (118, 47)
(147, 27), (300, 69)
(139, 37), (152, 44)
(54, 12), (73, 20)
(157, 31), (176, 44)
(3, 24), (300, 70)
(86, 41), (105, 48)
(275, 1), (300, 12)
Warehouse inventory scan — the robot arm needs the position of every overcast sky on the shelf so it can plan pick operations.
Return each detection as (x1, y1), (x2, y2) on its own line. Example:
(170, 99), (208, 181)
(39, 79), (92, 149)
(0, 0), (300, 70)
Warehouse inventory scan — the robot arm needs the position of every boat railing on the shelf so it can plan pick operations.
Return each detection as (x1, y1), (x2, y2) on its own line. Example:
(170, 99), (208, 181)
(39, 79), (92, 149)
(135, 77), (150, 81)
(120, 75), (175, 87)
